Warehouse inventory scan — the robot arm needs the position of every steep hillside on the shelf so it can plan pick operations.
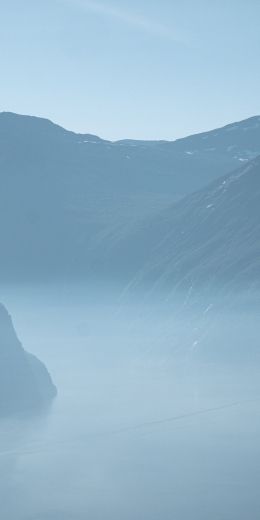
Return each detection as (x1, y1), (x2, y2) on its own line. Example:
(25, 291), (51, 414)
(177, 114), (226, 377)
(0, 112), (259, 280)
(96, 157), (260, 291)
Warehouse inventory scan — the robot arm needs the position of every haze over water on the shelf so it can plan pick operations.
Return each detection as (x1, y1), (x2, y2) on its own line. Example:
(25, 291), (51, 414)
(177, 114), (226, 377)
(1, 283), (260, 520)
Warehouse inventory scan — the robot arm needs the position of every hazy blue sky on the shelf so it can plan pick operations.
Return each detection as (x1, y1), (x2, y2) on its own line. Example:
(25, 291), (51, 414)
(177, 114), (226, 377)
(1, 0), (260, 140)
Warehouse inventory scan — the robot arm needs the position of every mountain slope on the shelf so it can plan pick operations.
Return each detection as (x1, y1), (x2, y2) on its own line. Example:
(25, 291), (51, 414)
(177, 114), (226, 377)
(0, 111), (260, 281)
(96, 157), (260, 291)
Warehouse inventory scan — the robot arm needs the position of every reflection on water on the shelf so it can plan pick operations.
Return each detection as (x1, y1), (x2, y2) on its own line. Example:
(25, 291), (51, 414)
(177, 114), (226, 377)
(1, 284), (260, 520)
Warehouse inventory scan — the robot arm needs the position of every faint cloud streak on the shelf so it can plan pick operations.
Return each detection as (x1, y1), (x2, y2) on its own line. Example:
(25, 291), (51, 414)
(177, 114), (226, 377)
(62, 0), (179, 42)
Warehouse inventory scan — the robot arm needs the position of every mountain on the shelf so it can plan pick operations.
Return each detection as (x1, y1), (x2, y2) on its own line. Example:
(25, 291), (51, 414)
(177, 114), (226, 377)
(0, 304), (57, 415)
(98, 157), (260, 292)
(0, 111), (260, 281)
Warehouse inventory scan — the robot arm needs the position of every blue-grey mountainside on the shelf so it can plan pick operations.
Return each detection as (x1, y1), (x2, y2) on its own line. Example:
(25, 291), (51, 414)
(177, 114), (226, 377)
(0, 304), (57, 415)
(98, 157), (260, 291)
(0, 111), (260, 281)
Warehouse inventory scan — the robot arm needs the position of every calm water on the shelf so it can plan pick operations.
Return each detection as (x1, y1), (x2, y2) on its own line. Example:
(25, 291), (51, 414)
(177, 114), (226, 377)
(1, 284), (260, 520)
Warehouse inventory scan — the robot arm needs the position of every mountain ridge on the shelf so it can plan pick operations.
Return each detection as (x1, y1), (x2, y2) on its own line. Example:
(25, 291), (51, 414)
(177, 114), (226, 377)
(1, 110), (260, 146)
(0, 111), (259, 282)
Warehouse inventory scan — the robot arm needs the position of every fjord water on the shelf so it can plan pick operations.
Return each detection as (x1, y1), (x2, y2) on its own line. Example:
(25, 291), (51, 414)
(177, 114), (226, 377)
(1, 283), (260, 520)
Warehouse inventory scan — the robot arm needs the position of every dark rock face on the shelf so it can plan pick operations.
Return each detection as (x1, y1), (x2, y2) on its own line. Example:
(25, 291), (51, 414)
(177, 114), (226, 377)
(0, 304), (57, 416)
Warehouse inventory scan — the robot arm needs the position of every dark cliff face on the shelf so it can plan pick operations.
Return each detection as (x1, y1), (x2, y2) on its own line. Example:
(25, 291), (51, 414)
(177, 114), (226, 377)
(0, 304), (57, 416)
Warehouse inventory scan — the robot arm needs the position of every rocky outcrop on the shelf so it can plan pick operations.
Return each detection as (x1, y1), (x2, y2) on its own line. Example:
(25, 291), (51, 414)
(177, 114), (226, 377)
(0, 304), (57, 415)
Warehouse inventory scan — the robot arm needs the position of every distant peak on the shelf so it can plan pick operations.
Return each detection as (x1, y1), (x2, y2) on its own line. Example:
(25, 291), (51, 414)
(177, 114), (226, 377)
(0, 111), (106, 143)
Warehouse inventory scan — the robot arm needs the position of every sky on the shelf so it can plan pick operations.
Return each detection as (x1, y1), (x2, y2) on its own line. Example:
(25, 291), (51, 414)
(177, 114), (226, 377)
(1, 0), (260, 140)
